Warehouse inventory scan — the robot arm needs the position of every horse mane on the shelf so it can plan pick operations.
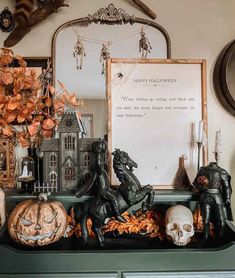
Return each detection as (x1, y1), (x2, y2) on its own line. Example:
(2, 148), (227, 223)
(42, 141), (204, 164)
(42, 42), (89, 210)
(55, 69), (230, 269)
(112, 155), (125, 183)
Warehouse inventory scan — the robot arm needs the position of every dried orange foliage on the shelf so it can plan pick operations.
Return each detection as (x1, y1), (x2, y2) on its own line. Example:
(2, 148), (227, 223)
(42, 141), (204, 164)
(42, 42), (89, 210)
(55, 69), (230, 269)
(103, 211), (163, 239)
(67, 208), (164, 240)
(0, 48), (82, 147)
(66, 207), (215, 241)
(67, 208), (95, 238)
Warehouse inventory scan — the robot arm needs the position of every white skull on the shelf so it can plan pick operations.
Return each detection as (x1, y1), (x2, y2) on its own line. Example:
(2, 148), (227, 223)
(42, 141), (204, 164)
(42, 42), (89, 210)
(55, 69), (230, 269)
(165, 205), (194, 246)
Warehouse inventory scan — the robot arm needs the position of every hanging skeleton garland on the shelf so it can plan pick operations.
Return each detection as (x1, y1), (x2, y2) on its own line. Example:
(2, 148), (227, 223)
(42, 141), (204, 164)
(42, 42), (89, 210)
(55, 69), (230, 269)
(73, 36), (86, 69)
(100, 42), (111, 74)
(139, 27), (152, 59)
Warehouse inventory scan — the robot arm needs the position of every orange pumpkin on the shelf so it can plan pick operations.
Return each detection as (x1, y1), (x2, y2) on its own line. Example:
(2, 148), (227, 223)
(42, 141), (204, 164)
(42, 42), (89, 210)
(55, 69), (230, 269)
(8, 193), (68, 246)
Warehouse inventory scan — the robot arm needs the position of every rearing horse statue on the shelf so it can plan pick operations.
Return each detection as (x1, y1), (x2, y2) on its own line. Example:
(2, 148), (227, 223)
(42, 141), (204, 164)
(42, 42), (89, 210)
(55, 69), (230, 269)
(80, 146), (154, 246)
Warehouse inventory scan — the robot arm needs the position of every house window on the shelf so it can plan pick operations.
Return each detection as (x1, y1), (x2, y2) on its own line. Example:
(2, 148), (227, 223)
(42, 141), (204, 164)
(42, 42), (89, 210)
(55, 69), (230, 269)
(50, 154), (56, 167)
(84, 154), (90, 166)
(64, 135), (75, 150)
(50, 172), (57, 187)
(65, 167), (75, 180)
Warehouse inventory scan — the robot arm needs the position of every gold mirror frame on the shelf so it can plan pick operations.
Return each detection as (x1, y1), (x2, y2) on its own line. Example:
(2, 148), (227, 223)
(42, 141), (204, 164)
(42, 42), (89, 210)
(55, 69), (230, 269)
(0, 135), (16, 189)
(51, 3), (172, 85)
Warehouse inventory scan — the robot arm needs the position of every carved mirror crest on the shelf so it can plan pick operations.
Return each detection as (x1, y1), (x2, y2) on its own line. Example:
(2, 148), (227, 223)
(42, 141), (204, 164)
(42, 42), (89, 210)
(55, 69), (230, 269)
(52, 3), (171, 139)
(0, 135), (16, 189)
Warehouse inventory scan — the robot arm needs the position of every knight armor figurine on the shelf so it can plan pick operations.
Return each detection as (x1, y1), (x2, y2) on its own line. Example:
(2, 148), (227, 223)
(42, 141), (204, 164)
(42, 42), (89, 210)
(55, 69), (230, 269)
(193, 162), (232, 241)
(92, 139), (126, 223)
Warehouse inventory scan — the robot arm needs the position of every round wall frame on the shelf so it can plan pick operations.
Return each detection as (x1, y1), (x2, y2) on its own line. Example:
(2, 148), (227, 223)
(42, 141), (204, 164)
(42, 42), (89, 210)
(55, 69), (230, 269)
(213, 40), (235, 116)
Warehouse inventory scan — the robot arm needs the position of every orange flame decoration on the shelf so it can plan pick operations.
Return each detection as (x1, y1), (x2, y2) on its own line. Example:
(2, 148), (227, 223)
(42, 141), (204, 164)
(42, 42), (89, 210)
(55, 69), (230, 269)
(66, 207), (214, 241)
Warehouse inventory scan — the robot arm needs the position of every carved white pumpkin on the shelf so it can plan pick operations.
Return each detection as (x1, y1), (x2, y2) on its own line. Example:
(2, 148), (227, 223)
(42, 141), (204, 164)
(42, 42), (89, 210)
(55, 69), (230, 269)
(8, 193), (67, 246)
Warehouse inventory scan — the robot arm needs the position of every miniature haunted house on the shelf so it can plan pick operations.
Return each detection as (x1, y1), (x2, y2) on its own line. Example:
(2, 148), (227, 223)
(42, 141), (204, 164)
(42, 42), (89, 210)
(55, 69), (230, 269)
(40, 111), (97, 191)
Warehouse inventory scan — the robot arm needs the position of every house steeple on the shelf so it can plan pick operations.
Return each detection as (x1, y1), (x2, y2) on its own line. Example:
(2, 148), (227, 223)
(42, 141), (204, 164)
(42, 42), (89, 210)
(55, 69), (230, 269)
(58, 110), (81, 190)
(57, 110), (81, 134)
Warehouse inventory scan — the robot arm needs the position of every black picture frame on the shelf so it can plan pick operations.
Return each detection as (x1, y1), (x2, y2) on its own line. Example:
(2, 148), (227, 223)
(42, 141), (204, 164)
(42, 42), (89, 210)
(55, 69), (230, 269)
(10, 57), (51, 125)
(12, 56), (50, 69)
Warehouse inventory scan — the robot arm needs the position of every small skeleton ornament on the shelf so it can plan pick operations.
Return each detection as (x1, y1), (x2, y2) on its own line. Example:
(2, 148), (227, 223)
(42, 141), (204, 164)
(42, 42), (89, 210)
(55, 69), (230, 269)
(39, 59), (53, 95)
(165, 205), (194, 246)
(100, 42), (111, 74)
(73, 36), (86, 69)
(139, 27), (152, 59)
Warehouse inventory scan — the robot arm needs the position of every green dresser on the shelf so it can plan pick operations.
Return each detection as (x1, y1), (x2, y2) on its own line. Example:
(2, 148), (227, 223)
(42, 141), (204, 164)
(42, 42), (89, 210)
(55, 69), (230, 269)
(0, 190), (234, 277)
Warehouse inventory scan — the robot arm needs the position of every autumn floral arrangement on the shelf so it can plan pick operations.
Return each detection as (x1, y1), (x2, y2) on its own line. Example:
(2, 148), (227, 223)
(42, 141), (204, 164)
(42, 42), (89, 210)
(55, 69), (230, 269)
(0, 48), (83, 147)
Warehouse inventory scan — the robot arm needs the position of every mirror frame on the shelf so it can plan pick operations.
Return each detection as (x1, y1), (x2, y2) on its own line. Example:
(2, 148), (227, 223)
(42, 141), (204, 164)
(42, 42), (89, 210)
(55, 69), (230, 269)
(213, 40), (235, 116)
(51, 3), (172, 86)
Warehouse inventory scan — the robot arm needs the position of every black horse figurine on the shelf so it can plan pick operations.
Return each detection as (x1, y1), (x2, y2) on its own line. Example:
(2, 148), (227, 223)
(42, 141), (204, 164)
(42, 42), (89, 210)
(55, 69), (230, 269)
(81, 148), (154, 246)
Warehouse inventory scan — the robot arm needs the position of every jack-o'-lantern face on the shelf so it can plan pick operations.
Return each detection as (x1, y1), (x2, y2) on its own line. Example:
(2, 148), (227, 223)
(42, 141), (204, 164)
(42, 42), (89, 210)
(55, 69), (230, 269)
(197, 175), (209, 187)
(8, 197), (67, 247)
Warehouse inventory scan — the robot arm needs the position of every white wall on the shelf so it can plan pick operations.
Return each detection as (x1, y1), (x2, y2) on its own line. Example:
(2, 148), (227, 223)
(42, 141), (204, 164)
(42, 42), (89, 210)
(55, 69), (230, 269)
(1, 0), (235, 213)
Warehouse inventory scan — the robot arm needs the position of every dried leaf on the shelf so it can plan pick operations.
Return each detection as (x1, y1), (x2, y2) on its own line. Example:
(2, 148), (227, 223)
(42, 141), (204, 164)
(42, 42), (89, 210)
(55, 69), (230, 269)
(18, 59), (27, 67)
(32, 80), (41, 91)
(54, 100), (65, 112)
(7, 98), (18, 111)
(0, 53), (14, 66)
(28, 122), (40, 136)
(34, 114), (45, 122)
(48, 85), (55, 95)
(4, 112), (16, 123)
(57, 80), (66, 89)
(2, 72), (13, 85)
(18, 132), (29, 148)
(41, 129), (52, 138)
(69, 93), (79, 106)
(14, 54), (23, 60)
(17, 113), (25, 123)
(0, 94), (5, 103)
(15, 94), (21, 100)
(22, 108), (29, 116)
(1, 48), (14, 55)
(42, 118), (55, 130)
(45, 97), (52, 107)
(3, 125), (13, 136)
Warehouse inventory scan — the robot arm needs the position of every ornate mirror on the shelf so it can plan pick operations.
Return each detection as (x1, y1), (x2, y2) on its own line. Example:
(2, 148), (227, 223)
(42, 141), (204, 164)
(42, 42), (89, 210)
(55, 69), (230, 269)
(52, 3), (171, 138)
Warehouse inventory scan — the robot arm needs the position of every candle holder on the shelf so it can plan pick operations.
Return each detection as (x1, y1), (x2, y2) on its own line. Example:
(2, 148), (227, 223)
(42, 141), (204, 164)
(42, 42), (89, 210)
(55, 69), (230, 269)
(213, 151), (221, 164)
(196, 141), (202, 171)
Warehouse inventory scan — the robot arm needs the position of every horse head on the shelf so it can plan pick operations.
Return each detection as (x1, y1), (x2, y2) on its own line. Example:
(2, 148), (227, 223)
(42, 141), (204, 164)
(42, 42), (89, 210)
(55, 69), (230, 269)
(112, 149), (138, 172)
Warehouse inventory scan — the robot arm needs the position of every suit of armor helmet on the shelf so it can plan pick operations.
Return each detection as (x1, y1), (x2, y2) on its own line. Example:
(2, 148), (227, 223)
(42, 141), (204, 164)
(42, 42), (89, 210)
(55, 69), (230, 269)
(193, 162), (232, 241)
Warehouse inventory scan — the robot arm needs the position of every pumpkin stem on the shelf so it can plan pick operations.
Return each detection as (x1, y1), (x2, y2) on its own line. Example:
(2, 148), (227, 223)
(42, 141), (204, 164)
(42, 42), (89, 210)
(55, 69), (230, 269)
(38, 192), (51, 202)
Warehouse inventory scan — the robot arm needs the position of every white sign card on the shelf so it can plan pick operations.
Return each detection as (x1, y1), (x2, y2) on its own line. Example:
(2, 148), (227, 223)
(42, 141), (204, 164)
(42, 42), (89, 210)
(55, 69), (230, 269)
(107, 59), (207, 188)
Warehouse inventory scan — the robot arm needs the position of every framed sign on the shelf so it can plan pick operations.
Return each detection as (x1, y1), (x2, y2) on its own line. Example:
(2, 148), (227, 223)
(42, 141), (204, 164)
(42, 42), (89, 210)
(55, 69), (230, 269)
(107, 59), (207, 188)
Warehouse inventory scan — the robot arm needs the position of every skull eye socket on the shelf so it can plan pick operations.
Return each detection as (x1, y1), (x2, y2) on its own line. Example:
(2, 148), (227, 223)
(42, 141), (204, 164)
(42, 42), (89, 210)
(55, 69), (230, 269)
(183, 224), (192, 232)
(20, 217), (33, 226)
(45, 212), (57, 224)
(170, 223), (178, 231)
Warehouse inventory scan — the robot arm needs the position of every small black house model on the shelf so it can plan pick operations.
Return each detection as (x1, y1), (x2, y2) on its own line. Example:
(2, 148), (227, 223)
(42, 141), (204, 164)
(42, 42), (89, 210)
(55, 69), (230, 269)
(40, 111), (97, 191)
